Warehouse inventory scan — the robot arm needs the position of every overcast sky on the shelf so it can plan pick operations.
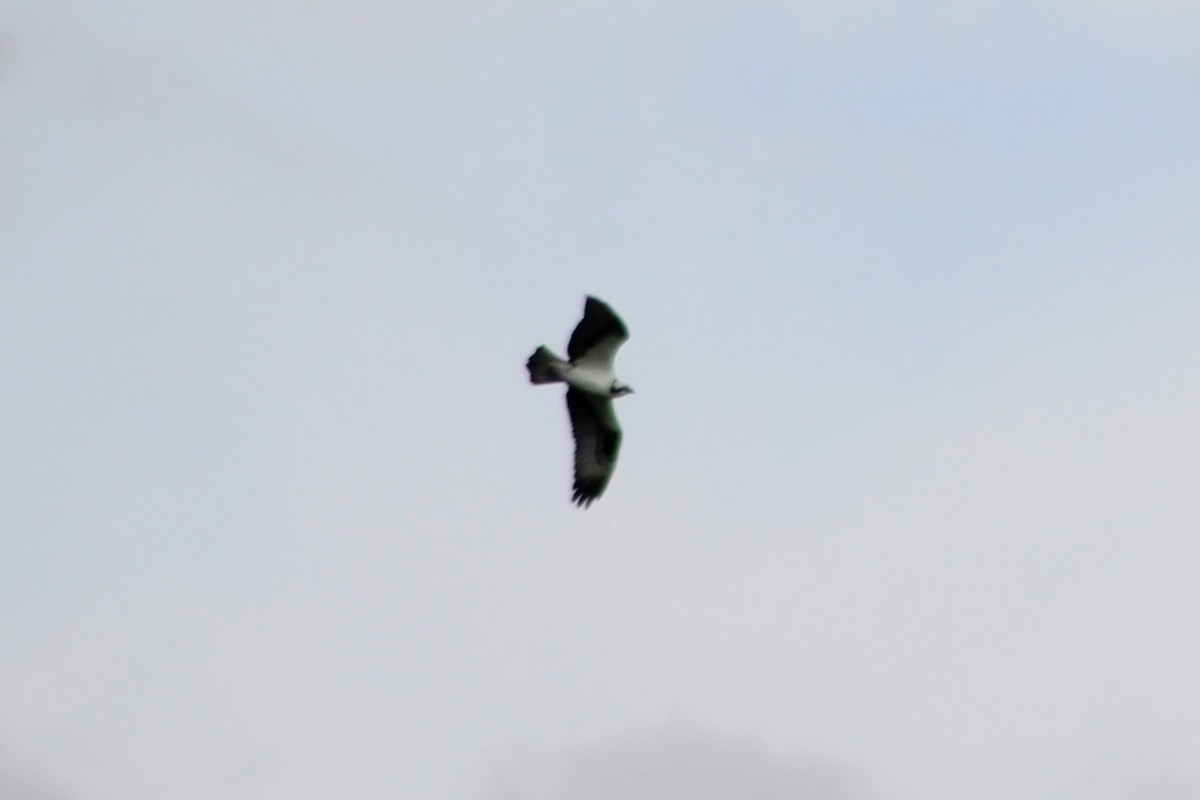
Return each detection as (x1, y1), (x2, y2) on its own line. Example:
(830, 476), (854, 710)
(3, 2), (1200, 799)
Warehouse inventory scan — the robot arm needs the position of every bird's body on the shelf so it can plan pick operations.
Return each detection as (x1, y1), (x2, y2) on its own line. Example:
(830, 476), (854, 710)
(527, 296), (633, 508)
(534, 357), (619, 396)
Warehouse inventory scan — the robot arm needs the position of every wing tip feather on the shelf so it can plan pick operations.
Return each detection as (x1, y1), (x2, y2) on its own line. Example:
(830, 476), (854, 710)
(571, 479), (604, 509)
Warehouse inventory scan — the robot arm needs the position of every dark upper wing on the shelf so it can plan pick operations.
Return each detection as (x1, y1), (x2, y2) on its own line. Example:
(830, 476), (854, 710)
(567, 296), (629, 361)
(565, 388), (622, 508)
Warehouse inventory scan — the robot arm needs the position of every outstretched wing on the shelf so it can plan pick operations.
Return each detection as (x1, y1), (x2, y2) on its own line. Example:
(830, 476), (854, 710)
(567, 296), (629, 367)
(565, 388), (622, 508)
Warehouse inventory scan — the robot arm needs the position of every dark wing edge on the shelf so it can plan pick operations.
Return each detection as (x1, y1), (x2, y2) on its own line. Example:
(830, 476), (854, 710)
(567, 296), (629, 361)
(565, 388), (622, 508)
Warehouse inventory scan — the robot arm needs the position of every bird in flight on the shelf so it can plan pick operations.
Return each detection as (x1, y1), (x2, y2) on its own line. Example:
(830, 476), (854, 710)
(527, 296), (634, 508)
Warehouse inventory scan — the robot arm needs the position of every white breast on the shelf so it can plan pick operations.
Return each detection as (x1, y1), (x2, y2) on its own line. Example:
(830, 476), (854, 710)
(563, 363), (614, 396)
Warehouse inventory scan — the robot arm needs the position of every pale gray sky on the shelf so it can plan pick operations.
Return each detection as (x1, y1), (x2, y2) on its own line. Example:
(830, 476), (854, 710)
(3, 2), (1200, 799)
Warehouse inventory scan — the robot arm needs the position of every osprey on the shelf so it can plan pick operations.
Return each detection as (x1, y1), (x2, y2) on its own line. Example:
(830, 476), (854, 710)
(527, 296), (634, 508)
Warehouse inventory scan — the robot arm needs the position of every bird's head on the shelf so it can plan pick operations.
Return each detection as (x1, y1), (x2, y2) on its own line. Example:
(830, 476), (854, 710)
(610, 382), (635, 398)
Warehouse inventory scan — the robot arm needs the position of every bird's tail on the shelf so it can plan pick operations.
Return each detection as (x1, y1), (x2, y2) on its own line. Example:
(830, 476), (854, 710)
(527, 346), (567, 384)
